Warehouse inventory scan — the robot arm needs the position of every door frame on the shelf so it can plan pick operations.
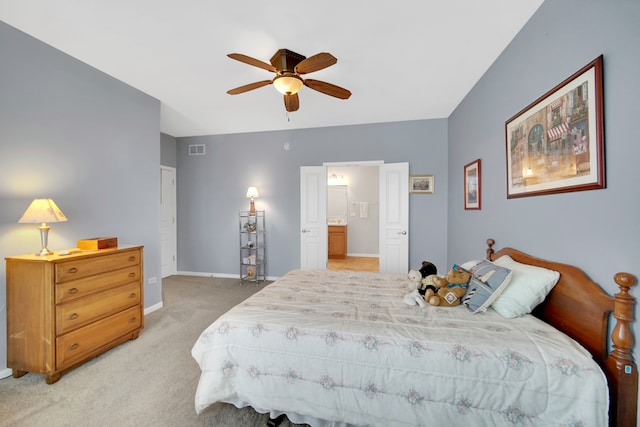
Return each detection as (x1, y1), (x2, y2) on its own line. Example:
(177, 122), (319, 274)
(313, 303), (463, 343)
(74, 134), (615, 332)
(160, 166), (177, 277)
(300, 160), (409, 272)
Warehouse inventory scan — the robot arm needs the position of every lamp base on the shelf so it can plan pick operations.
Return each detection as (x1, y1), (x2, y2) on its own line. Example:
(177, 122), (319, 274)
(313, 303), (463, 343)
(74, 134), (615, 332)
(36, 224), (53, 256)
(249, 199), (256, 216)
(37, 247), (53, 256)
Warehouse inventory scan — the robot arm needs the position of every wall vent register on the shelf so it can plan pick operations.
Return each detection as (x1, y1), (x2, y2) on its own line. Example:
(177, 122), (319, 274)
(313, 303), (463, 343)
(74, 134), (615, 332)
(188, 144), (206, 155)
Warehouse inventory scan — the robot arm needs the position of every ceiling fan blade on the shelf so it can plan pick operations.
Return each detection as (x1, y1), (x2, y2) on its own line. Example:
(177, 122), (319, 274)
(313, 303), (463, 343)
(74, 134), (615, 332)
(303, 79), (352, 99)
(227, 80), (272, 95)
(227, 53), (277, 72)
(284, 93), (299, 112)
(295, 53), (337, 74)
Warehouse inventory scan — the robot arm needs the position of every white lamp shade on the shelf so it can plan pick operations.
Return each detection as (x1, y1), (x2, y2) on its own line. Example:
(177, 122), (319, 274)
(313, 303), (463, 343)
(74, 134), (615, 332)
(246, 187), (259, 198)
(18, 198), (68, 224)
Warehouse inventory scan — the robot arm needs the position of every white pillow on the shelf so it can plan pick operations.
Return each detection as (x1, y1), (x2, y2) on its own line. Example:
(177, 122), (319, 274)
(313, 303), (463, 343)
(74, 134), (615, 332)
(490, 255), (560, 318)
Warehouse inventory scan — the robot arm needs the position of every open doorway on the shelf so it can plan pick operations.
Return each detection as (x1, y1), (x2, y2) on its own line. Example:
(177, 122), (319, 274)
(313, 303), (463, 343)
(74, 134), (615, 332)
(300, 162), (408, 273)
(326, 165), (380, 272)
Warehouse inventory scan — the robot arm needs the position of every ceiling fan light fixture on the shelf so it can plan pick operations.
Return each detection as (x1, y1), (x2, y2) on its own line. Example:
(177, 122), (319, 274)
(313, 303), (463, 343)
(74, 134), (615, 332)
(273, 74), (303, 95)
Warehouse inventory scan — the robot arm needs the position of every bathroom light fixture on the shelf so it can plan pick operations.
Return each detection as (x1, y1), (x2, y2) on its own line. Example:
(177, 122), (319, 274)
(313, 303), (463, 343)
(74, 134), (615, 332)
(246, 187), (259, 216)
(328, 174), (346, 186)
(272, 74), (304, 95)
(18, 198), (68, 256)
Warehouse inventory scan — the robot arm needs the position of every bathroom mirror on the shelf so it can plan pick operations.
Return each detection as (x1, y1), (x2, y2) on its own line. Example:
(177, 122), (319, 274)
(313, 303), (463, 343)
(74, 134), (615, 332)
(327, 185), (348, 224)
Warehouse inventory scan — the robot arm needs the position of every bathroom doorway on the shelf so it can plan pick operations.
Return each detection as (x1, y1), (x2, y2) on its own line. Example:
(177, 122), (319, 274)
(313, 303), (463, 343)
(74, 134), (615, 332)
(326, 165), (380, 272)
(300, 162), (408, 273)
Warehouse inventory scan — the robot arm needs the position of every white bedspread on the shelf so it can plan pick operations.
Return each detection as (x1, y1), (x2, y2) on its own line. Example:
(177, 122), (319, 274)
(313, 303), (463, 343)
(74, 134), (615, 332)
(192, 269), (608, 426)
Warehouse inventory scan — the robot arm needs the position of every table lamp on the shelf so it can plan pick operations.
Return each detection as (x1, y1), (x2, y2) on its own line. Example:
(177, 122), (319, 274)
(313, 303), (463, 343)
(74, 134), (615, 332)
(18, 198), (68, 256)
(246, 187), (259, 216)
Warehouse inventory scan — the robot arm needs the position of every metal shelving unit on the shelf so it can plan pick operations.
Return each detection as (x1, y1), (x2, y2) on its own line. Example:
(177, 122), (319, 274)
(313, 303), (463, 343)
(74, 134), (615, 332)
(239, 210), (266, 282)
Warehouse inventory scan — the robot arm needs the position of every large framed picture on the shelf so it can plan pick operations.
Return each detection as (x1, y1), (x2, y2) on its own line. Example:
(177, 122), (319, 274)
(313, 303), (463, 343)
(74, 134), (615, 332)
(464, 159), (481, 210)
(409, 175), (434, 194)
(505, 55), (605, 198)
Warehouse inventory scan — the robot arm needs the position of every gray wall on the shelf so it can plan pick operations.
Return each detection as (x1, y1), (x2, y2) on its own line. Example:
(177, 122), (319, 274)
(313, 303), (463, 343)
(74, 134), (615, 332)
(0, 22), (161, 376)
(448, 0), (640, 405)
(161, 132), (177, 167)
(177, 119), (449, 277)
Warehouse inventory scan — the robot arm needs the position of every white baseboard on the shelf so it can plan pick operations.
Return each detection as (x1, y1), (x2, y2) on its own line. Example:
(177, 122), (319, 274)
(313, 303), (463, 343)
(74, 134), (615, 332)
(144, 301), (164, 315)
(346, 253), (379, 258)
(177, 270), (233, 278)
(0, 367), (12, 379)
(176, 271), (279, 282)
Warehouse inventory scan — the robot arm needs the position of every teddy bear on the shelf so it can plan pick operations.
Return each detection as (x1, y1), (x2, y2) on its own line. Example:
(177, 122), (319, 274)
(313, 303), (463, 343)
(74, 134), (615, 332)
(419, 261), (437, 279)
(417, 261), (438, 296)
(404, 270), (427, 307)
(424, 265), (471, 307)
(407, 269), (422, 291)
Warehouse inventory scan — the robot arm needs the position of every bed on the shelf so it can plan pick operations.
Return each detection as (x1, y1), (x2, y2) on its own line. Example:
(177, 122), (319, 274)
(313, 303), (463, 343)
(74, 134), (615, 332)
(191, 239), (637, 426)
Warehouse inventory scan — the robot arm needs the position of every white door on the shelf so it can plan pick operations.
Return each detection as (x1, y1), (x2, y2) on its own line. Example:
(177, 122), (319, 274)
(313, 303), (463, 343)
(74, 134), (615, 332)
(160, 166), (177, 277)
(300, 166), (327, 269)
(379, 162), (409, 273)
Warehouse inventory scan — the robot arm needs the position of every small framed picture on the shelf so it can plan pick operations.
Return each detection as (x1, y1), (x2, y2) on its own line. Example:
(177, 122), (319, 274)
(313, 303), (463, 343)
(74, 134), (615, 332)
(409, 175), (434, 194)
(464, 159), (481, 210)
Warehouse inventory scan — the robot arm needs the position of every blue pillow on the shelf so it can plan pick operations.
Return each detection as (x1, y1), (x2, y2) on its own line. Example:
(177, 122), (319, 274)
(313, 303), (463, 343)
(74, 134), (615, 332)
(462, 260), (512, 314)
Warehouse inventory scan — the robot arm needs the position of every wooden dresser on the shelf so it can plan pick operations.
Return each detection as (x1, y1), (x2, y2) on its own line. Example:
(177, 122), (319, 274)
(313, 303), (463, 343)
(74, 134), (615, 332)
(6, 245), (144, 384)
(328, 225), (347, 259)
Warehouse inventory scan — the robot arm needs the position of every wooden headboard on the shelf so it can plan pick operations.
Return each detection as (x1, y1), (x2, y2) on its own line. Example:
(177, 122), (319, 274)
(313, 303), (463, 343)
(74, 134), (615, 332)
(485, 239), (637, 427)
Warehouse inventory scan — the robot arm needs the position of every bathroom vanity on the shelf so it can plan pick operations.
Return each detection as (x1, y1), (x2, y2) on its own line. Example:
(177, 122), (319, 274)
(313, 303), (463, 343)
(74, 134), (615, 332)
(328, 225), (347, 259)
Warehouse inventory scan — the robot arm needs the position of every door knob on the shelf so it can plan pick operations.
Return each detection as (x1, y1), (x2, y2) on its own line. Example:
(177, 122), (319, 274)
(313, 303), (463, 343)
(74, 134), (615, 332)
(398, 230), (407, 235)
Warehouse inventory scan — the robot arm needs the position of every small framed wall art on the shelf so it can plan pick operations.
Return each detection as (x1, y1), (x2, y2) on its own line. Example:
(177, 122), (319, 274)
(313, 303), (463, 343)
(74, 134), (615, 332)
(409, 175), (434, 194)
(464, 159), (481, 210)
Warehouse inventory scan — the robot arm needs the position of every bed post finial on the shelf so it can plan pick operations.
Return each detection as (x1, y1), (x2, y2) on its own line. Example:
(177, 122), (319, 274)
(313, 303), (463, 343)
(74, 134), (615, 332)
(486, 238), (495, 260)
(606, 272), (638, 427)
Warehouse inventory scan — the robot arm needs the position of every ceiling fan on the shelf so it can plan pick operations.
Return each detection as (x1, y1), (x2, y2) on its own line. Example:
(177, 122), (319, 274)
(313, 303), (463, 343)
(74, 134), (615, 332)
(226, 49), (351, 112)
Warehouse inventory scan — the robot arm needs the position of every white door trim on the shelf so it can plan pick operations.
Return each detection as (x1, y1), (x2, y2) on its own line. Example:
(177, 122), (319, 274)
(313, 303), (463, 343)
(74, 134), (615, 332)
(160, 166), (177, 277)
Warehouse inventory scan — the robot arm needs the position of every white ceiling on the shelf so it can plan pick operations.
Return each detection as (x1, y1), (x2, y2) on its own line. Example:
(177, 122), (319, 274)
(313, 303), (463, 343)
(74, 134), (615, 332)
(0, 0), (544, 137)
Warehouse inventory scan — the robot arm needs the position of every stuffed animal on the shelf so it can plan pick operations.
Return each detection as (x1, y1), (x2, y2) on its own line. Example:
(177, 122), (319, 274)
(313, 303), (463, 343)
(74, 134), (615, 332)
(404, 263), (439, 308)
(407, 270), (422, 292)
(419, 261), (437, 278)
(417, 261), (438, 295)
(405, 269), (429, 307)
(424, 265), (471, 307)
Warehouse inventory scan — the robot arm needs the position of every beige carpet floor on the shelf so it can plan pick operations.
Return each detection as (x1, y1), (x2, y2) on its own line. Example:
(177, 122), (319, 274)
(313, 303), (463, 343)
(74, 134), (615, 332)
(0, 275), (310, 427)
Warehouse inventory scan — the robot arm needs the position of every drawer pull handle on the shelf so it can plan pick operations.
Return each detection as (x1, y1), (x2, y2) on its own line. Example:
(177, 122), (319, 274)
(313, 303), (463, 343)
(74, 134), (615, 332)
(128, 272), (135, 278)
(129, 317), (137, 323)
(128, 256), (136, 262)
(69, 313), (79, 320)
(68, 343), (79, 351)
(68, 288), (78, 294)
(67, 267), (78, 274)
(129, 293), (137, 299)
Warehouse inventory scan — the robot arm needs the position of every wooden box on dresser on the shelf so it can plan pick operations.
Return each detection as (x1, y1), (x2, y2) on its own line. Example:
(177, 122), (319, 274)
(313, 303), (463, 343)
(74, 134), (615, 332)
(5, 245), (144, 384)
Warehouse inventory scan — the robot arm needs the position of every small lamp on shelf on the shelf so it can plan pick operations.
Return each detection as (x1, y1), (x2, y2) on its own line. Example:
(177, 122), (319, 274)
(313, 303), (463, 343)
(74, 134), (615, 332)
(18, 198), (68, 256)
(246, 186), (259, 216)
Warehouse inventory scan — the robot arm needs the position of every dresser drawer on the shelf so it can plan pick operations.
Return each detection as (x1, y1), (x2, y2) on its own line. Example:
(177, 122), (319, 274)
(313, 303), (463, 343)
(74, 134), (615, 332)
(55, 265), (141, 304)
(56, 306), (141, 370)
(55, 249), (141, 283)
(56, 282), (141, 335)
